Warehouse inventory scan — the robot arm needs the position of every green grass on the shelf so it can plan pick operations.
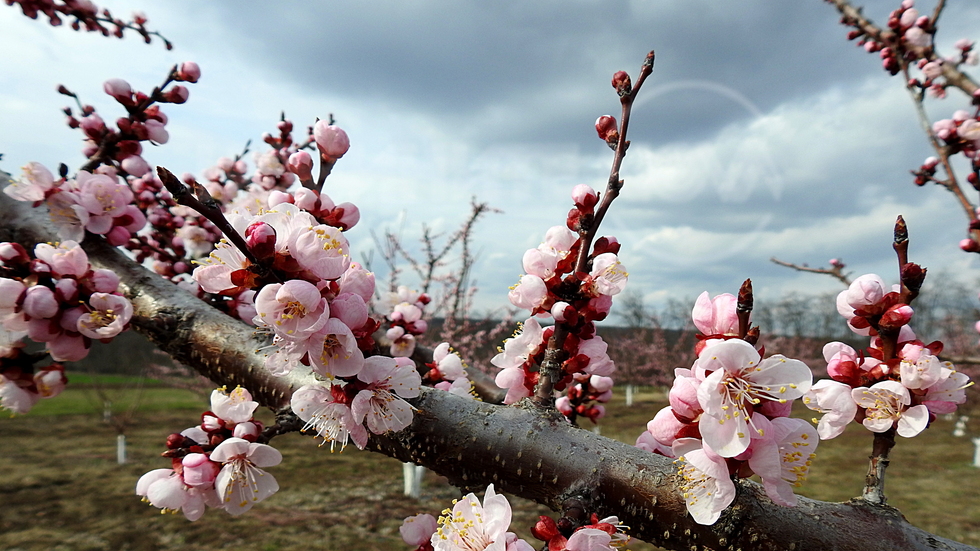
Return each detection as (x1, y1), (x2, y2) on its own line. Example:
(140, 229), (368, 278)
(62, 372), (163, 386)
(1, 385), (978, 551)
(19, 387), (206, 417)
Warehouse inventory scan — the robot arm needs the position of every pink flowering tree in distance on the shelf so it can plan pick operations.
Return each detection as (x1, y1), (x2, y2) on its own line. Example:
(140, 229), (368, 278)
(1, 2), (979, 550)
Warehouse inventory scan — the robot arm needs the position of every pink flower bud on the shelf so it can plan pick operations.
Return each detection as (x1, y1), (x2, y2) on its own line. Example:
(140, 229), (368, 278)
(556, 396), (573, 416)
(333, 202), (360, 230)
(165, 85), (189, 104)
(0, 243), (30, 263)
(245, 221), (277, 260)
(106, 226), (131, 247)
(103, 78), (133, 103)
(232, 421), (262, 441)
(313, 121), (350, 160)
(961, 238), (980, 252)
(177, 62), (201, 83)
(287, 151), (314, 180)
(91, 269), (120, 293)
(121, 154), (150, 177)
(55, 278), (78, 303)
(899, 8), (918, 28)
(181, 453), (220, 486)
(217, 157), (235, 171)
(551, 301), (572, 322)
(23, 286), (59, 319)
(79, 114), (105, 139)
(571, 184), (598, 209)
(144, 120), (169, 144)
(923, 156), (939, 169)
(329, 293), (368, 330)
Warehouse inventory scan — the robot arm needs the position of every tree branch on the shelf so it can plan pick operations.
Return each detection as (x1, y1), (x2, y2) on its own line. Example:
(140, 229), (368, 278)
(0, 178), (974, 551)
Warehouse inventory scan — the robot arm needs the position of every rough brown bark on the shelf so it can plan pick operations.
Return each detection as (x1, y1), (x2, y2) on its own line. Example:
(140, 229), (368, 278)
(0, 178), (975, 551)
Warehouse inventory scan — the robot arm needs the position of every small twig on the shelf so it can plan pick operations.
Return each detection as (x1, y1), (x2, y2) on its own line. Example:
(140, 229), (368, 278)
(769, 257), (852, 286)
(533, 51), (655, 408)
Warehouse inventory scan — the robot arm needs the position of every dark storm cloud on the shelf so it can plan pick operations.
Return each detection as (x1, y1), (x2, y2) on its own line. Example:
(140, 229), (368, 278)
(204, 1), (890, 148)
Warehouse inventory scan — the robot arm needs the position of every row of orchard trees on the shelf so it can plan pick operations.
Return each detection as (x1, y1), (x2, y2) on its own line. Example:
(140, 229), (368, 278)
(2, 1), (980, 550)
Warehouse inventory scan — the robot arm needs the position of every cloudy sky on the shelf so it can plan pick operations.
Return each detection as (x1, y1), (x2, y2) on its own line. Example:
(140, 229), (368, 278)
(3, 1), (980, 320)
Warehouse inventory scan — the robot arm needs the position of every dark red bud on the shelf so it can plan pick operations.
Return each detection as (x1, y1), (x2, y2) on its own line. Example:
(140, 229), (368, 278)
(611, 71), (631, 96)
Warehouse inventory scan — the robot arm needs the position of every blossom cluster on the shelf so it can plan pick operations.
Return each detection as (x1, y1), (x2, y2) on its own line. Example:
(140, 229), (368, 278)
(136, 387), (282, 519)
(399, 485), (629, 551)
(383, 285), (432, 357)
(804, 273), (971, 440)
(8, 1), (170, 48)
(635, 291), (817, 525)
(423, 342), (473, 398)
(5, 163), (147, 245)
(0, 240), (132, 367)
(494, 184), (625, 406)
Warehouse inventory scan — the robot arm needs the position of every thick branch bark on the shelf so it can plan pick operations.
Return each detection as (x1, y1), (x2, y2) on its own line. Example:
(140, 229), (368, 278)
(0, 180), (974, 551)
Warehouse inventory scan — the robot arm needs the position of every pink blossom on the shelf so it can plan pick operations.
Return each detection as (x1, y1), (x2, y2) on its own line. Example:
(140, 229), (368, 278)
(46, 331), (89, 362)
(210, 437), (282, 515)
(402, 513), (438, 547)
(904, 26), (930, 47)
(290, 224), (351, 280)
(852, 381), (929, 437)
(120, 154), (150, 177)
(0, 375), (39, 414)
(543, 225), (577, 251)
(696, 339), (812, 457)
(313, 121), (350, 160)
(90, 269), (120, 293)
(646, 406), (688, 447)
(672, 438), (736, 525)
(253, 280), (329, 340)
(508, 274), (548, 312)
(351, 356), (421, 434)
(291, 384), (368, 450)
(144, 119), (169, 144)
(578, 336), (615, 376)
(433, 342), (466, 380)
(589, 253), (627, 296)
(390, 333), (417, 358)
(193, 240), (252, 295)
(522, 245), (561, 279)
(34, 368), (67, 398)
(34, 241), (89, 278)
(899, 351), (944, 389)
(691, 292), (738, 336)
(4, 162), (55, 202)
(921, 60), (943, 80)
(921, 367), (971, 414)
(431, 484), (526, 551)
(668, 368), (702, 420)
(803, 379), (857, 439)
(0, 278), (25, 319)
(338, 262), (375, 301)
(136, 468), (218, 521)
(76, 293), (132, 339)
(329, 292), (368, 330)
(746, 417), (817, 507)
(958, 119), (980, 142)
(210, 386), (259, 425)
(307, 318), (365, 378)
(634, 431), (673, 456)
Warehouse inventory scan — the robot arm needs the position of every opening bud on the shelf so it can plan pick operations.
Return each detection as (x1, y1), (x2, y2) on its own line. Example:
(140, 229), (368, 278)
(313, 120), (350, 160)
(176, 61), (201, 83)
(287, 150), (314, 180)
(245, 221), (277, 260)
(571, 184), (598, 210)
